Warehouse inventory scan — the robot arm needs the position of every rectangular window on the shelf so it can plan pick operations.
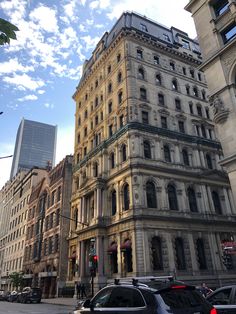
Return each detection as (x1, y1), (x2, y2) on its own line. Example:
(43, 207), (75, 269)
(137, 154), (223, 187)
(178, 121), (185, 133)
(170, 62), (175, 71)
(161, 116), (167, 129)
(109, 124), (113, 137)
(137, 49), (143, 59)
(189, 103), (193, 114)
(182, 39), (190, 50)
(142, 111), (149, 124)
(222, 24), (236, 43)
(175, 99), (181, 111)
(213, 0), (229, 17)
(153, 56), (159, 65)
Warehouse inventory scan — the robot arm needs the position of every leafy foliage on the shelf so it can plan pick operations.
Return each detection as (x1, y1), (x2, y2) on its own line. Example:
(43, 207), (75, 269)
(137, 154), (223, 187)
(0, 18), (19, 45)
(9, 272), (24, 290)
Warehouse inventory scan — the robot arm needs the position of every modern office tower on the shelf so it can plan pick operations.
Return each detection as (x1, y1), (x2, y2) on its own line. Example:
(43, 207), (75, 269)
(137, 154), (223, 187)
(23, 156), (73, 298)
(185, 1), (236, 208)
(69, 12), (236, 290)
(10, 118), (57, 179)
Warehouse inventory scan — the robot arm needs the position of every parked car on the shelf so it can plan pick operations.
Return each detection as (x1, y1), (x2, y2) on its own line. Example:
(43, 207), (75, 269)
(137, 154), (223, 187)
(18, 287), (42, 303)
(0, 290), (7, 301)
(206, 285), (236, 314)
(8, 290), (19, 302)
(74, 276), (217, 314)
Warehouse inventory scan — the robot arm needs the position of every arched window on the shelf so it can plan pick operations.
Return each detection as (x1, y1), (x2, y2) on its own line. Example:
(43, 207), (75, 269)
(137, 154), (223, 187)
(110, 152), (115, 169)
(151, 237), (163, 270)
(140, 87), (147, 100)
(118, 91), (123, 104)
(182, 149), (189, 166)
(193, 86), (199, 97)
(206, 154), (213, 169)
(121, 144), (127, 162)
(156, 74), (161, 85)
(187, 187), (198, 212)
(175, 237), (186, 270)
(138, 68), (145, 80)
(108, 242), (118, 274)
(95, 96), (99, 107)
(172, 79), (178, 91)
(118, 71), (122, 83)
(146, 181), (157, 208)
(144, 140), (151, 159)
(158, 93), (165, 106)
(164, 145), (171, 162)
(123, 184), (130, 211)
(196, 238), (207, 270)
(111, 190), (117, 215)
(108, 101), (112, 113)
(168, 184), (178, 210)
(212, 191), (222, 214)
(108, 82), (112, 93)
(201, 125), (207, 138)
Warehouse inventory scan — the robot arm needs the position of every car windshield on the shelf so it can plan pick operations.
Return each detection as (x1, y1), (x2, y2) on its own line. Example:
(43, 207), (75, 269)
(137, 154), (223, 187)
(158, 288), (212, 314)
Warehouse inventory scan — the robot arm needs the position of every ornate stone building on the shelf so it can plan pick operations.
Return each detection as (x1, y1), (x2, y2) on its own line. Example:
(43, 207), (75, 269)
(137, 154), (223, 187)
(185, 0), (236, 207)
(23, 156), (72, 298)
(70, 12), (236, 290)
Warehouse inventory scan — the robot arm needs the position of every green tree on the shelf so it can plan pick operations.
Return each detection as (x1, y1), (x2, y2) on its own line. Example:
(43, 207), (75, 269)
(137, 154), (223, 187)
(0, 18), (19, 45)
(9, 272), (24, 290)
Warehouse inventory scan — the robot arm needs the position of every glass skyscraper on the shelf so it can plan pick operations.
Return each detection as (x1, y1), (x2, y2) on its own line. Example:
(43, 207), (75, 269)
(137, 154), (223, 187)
(10, 118), (57, 179)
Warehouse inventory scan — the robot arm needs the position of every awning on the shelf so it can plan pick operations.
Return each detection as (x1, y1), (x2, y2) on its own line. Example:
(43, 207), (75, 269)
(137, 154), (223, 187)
(120, 240), (132, 252)
(107, 243), (118, 254)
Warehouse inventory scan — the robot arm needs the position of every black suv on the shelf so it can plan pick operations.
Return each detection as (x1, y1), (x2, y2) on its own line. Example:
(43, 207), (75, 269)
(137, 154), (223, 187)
(18, 287), (42, 303)
(74, 276), (217, 314)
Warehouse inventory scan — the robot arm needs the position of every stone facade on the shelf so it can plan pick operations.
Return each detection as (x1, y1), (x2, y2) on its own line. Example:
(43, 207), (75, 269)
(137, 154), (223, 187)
(0, 169), (47, 290)
(70, 12), (236, 291)
(22, 156), (73, 298)
(185, 0), (236, 207)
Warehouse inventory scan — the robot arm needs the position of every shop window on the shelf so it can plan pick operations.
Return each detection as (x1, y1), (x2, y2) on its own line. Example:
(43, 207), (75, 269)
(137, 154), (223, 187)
(108, 242), (118, 273)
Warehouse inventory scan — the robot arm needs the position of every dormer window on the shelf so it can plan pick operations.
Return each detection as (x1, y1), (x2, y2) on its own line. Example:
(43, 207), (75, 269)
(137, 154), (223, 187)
(182, 39), (190, 50)
(140, 23), (148, 32)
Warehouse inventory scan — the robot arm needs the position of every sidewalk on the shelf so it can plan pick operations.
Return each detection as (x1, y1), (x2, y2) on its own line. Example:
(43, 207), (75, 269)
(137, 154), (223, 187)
(41, 297), (78, 306)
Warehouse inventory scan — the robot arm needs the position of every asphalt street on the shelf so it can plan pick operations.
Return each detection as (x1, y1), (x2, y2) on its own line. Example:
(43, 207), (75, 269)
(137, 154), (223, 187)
(0, 301), (74, 314)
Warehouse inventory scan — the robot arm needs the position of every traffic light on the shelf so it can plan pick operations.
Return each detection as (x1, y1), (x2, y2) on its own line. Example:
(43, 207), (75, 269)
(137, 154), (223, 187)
(222, 251), (233, 270)
(89, 254), (98, 276)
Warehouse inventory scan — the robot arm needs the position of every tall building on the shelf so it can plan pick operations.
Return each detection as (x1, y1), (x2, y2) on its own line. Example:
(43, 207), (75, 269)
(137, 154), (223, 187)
(10, 118), (57, 179)
(23, 156), (73, 298)
(69, 12), (236, 290)
(0, 168), (48, 291)
(185, 1), (236, 206)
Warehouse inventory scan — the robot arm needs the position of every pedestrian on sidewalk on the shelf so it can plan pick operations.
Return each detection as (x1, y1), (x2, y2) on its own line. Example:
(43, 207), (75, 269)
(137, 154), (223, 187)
(81, 283), (87, 298)
(76, 282), (82, 299)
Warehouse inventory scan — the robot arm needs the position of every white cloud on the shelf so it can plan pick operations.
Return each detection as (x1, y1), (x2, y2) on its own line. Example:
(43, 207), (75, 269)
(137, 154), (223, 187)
(90, 1), (99, 9)
(3, 74), (45, 91)
(0, 0), (27, 24)
(18, 94), (38, 101)
(0, 58), (34, 74)
(63, 0), (78, 22)
(38, 90), (45, 94)
(29, 5), (59, 33)
(81, 35), (101, 50)
(44, 103), (54, 109)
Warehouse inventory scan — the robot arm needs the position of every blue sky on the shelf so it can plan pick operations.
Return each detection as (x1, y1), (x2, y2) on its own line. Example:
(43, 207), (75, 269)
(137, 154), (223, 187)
(0, 0), (196, 189)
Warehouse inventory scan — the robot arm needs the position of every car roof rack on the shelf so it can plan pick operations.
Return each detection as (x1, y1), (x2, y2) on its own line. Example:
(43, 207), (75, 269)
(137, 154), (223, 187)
(112, 276), (174, 287)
